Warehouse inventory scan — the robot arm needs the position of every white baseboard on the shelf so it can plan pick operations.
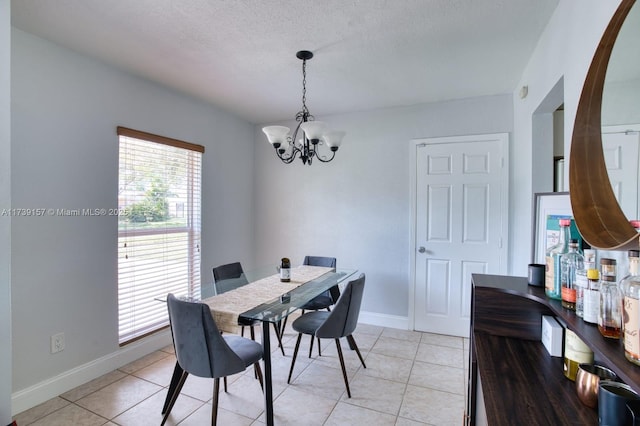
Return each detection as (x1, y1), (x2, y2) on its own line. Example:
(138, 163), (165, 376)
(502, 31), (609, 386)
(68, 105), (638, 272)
(358, 310), (409, 330)
(12, 311), (409, 415)
(12, 330), (172, 416)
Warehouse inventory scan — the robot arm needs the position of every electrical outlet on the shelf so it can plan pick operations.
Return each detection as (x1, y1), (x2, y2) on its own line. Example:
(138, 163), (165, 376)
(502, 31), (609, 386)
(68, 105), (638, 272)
(51, 332), (65, 354)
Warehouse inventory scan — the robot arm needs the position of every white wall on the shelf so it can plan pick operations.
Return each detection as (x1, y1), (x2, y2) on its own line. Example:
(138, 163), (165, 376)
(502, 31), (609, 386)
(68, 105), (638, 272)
(602, 79), (640, 125)
(1, 0), (12, 423)
(511, 0), (622, 276)
(253, 96), (513, 321)
(11, 29), (257, 412)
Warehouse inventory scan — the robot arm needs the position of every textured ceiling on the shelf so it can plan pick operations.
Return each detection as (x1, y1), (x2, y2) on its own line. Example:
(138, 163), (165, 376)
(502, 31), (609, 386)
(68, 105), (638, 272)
(11, 0), (559, 124)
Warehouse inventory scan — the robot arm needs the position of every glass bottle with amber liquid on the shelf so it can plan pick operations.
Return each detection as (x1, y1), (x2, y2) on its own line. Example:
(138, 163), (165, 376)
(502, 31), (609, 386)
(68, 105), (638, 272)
(623, 247), (640, 365)
(599, 274), (621, 339)
(561, 239), (583, 310)
(546, 218), (571, 300)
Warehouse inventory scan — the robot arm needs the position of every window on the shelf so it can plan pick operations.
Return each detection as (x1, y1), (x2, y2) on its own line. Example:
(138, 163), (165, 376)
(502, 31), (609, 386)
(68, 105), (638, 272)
(117, 127), (204, 345)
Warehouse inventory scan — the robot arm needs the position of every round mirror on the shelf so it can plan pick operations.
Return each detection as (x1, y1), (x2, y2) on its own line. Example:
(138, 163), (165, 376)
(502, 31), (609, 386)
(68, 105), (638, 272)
(601, 2), (640, 221)
(569, 0), (638, 250)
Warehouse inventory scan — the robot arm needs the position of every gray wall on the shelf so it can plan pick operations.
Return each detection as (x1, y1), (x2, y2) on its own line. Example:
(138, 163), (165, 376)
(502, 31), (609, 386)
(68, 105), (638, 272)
(1, 0), (12, 423)
(11, 29), (256, 398)
(253, 96), (513, 320)
(8, 0), (624, 415)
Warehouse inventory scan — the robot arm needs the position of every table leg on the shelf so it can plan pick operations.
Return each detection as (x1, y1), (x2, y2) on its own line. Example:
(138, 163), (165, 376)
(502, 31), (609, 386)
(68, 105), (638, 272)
(262, 321), (274, 426)
(162, 361), (184, 414)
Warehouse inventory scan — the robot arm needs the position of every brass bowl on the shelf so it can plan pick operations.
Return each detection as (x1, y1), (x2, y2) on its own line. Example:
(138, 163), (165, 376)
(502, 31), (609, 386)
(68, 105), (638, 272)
(576, 363), (618, 408)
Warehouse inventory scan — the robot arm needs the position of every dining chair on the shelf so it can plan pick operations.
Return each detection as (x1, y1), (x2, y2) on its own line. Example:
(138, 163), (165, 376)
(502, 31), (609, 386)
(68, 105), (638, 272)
(161, 294), (264, 426)
(212, 262), (255, 338)
(287, 273), (366, 398)
(300, 256), (339, 311)
(212, 261), (286, 355)
(289, 255), (338, 357)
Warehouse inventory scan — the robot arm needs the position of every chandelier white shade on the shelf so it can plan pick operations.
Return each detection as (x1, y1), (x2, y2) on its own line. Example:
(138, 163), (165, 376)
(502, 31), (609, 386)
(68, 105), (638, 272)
(262, 51), (345, 165)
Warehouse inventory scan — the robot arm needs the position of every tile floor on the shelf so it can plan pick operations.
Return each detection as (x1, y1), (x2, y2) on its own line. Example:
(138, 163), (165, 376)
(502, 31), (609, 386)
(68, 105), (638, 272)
(14, 323), (469, 425)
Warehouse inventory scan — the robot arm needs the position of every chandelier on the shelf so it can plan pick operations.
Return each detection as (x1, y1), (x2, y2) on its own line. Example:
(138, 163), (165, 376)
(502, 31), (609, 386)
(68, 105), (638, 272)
(262, 50), (345, 165)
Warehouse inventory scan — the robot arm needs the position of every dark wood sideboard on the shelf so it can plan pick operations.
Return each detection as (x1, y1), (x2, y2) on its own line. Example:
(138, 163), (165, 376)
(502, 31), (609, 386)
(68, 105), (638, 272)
(466, 273), (640, 425)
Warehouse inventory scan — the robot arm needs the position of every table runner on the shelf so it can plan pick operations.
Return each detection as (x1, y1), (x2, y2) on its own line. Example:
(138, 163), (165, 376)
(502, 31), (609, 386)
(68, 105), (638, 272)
(203, 265), (333, 333)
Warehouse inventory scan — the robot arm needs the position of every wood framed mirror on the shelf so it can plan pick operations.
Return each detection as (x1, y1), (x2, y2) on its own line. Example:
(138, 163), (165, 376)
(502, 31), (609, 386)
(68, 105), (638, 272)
(569, 0), (639, 250)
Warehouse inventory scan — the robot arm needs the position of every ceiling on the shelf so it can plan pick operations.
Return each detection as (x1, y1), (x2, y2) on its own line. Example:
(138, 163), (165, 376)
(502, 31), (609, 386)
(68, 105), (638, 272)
(11, 0), (559, 124)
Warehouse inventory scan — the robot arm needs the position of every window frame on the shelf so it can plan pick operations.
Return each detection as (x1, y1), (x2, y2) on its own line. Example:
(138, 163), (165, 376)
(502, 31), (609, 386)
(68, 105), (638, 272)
(117, 126), (204, 345)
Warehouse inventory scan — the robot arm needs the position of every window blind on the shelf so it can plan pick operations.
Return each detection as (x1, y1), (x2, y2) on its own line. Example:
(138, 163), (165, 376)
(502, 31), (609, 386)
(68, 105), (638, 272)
(117, 127), (203, 345)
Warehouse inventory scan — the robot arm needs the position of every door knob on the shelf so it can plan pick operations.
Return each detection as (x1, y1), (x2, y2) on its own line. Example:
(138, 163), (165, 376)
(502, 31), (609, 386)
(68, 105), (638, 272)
(418, 246), (426, 253)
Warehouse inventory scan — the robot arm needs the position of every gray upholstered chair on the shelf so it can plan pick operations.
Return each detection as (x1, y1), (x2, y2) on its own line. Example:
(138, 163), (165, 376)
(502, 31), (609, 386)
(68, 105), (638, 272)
(212, 262), (254, 339)
(294, 255), (338, 357)
(287, 273), (366, 398)
(212, 261), (249, 294)
(161, 294), (264, 426)
(300, 256), (339, 311)
(212, 261), (285, 355)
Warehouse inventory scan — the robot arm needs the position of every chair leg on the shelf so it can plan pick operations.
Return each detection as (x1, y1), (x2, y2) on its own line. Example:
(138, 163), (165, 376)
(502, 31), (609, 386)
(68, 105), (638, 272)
(317, 337), (322, 356)
(287, 333), (303, 384)
(241, 326), (245, 337)
(162, 362), (184, 414)
(161, 370), (189, 425)
(335, 338), (352, 398)
(223, 376), (228, 392)
(211, 378), (220, 426)
(254, 362), (264, 391)
(346, 335), (367, 368)
(308, 334), (315, 358)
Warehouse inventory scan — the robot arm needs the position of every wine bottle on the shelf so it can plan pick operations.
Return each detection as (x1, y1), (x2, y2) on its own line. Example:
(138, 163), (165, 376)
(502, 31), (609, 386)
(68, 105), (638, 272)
(280, 257), (291, 282)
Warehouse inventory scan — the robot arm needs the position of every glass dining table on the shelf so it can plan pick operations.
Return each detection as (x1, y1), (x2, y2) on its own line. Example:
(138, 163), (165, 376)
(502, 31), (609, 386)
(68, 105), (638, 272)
(161, 265), (358, 426)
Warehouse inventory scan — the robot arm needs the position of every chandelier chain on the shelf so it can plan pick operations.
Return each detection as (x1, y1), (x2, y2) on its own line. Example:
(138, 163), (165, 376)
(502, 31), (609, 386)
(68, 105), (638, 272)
(301, 59), (308, 115)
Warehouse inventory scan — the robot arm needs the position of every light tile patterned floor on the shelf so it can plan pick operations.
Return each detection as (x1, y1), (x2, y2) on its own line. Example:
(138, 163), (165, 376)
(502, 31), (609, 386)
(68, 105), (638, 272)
(14, 323), (469, 425)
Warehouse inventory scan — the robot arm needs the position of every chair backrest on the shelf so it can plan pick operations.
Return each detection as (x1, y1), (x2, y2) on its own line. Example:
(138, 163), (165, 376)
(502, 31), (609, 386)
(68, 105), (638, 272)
(212, 262), (249, 295)
(167, 293), (246, 379)
(303, 256), (337, 268)
(304, 256), (340, 302)
(315, 273), (365, 339)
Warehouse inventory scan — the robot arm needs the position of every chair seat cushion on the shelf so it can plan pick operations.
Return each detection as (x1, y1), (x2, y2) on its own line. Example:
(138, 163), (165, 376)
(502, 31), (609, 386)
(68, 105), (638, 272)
(223, 335), (263, 366)
(300, 294), (333, 311)
(292, 311), (330, 335)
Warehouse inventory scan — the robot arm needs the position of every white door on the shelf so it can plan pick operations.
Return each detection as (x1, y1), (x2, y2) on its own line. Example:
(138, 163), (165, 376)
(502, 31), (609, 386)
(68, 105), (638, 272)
(411, 133), (508, 337)
(602, 127), (640, 220)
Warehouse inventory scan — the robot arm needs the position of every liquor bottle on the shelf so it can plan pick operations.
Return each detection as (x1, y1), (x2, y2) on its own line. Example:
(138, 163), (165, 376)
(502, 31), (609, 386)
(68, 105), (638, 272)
(546, 218), (571, 300)
(563, 329), (594, 381)
(619, 250), (639, 295)
(576, 249), (596, 318)
(623, 249), (640, 365)
(280, 257), (291, 282)
(600, 258), (617, 281)
(561, 239), (584, 310)
(583, 269), (600, 324)
(599, 274), (621, 339)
